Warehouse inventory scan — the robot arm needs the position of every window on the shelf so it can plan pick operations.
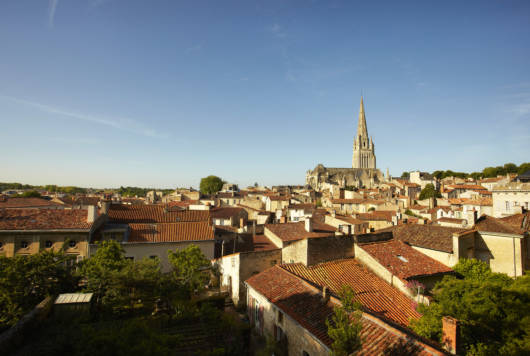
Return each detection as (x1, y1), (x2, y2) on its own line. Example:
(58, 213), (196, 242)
(506, 201), (510, 210)
(397, 255), (409, 263)
(69, 240), (77, 248)
(302, 352), (310, 356)
(21, 241), (28, 249)
(277, 309), (283, 323)
(275, 325), (285, 341)
(45, 240), (52, 248)
(149, 255), (158, 259)
(0, 241), (3, 249)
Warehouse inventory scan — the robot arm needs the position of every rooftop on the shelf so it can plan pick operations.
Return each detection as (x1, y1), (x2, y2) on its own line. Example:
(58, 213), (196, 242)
(265, 221), (336, 243)
(281, 258), (421, 326)
(376, 224), (466, 253)
(0, 209), (94, 230)
(127, 222), (214, 243)
(107, 204), (210, 224)
(246, 265), (439, 355)
(358, 239), (453, 280)
(0, 196), (63, 209)
(475, 213), (530, 235)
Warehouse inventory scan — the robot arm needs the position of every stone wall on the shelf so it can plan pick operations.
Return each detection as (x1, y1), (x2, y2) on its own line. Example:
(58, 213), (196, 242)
(0, 296), (54, 354)
(247, 286), (330, 356)
(476, 232), (525, 277)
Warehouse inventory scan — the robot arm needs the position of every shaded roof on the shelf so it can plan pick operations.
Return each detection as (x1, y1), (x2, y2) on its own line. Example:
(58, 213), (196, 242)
(235, 233), (279, 253)
(475, 213), (529, 235)
(107, 204), (210, 224)
(0, 197), (62, 209)
(331, 198), (386, 205)
(377, 224), (465, 253)
(436, 217), (465, 224)
(128, 222), (214, 243)
(210, 207), (246, 219)
(334, 215), (366, 225)
(246, 266), (441, 355)
(0, 209), (93, 230)
(356, 210), (396, 222)
(281, 258), (421, 326)
(265, 221), (335, 243)
(358, 240), (453, 280)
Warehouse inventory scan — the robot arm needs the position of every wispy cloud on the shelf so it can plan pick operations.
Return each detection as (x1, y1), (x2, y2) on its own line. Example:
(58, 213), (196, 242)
(48, 0), (59, 28)
(185, 44), (202, 54)
(268, 23), (286, 38)
(0, 95), (168, 139)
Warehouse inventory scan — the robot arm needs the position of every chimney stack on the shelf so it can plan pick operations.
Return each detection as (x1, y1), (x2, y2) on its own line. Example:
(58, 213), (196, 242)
(322, 286), (329, 302)
(442, 316), (460, 355)
(87, 205), (97, 223)
(305, 218), (313, 232)
(101, 200), (110, 215)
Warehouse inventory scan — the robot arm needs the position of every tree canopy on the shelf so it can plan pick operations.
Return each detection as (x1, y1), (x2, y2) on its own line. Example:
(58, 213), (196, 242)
(199, 175), (224, 195)
(326, 286), (363, 356)
(410, 259), (530, 355)
(431, 162), (530, 180)
(168, 245), (212, 296)
(0, 250), (78, 331)
(418, 183), (442, 200)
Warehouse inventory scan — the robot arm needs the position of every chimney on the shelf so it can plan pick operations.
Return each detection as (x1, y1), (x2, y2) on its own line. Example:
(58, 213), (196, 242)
(442, 316), (460, 355)
(305, 218), (313, 232)
(322, 286), (329, 302)
(87, 205), (97, 223)
(101, 200), (110, 215)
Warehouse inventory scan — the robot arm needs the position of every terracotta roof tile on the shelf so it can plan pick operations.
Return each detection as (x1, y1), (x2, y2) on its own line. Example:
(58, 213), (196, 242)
(107, 204), (210, 224)
(0, 197), (63, 209)
(358, 240), (453, 280)
(475, 213), (529, 235)
(0, 209), (93, 230)
(376, 224), (466, 253)
(356, 211), (396, 222)
(127, 222), (214, 243)
(245, 266), (440, 355)
(210, 207), (245, 219)
(265, 222), (335, 243)
(280, 259), (421, 326)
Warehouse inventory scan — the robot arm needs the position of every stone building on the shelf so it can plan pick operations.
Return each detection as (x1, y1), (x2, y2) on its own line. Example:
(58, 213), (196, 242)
(306, 97), (383, 190)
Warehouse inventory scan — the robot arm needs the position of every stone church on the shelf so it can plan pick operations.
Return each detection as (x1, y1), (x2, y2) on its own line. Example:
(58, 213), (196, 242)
(306, 97), (384, 191)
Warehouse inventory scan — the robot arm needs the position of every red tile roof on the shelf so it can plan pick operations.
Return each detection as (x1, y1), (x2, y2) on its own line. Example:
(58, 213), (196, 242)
(246, 266), (440, 355)
(436, 217), (465, 224)
(127, 222), (214, 243)
(358, 240), (453, 280)
(235, 233), (279, 252)
(377, 224), (466, 253)
(356, 210), (396, 222)
(447, 184), (487, 190)
(0, 197), (63, 209)
(280, 259), (421, 326)
(331, 199), (386, 205)
(475, 213), (529, 235)
(107, 204), (210, 224)
(210, 207), (246, 219)
(0, 209), (93, 230)
(265, 222), (335, 243)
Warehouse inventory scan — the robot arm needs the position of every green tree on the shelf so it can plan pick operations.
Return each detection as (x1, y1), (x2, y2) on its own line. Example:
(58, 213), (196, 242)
(0, 250), (78, 330)
(326, 286), (363, 356)
(503, 163), (518, 173)
(518, 162), (530, 175)
(401, 171), (410, 179)
(410, 259), (530, 355)
(418, 183), (442, 200)
(21, 190), (42, 198)
(199, 175), (224, 195)
(168, 245), (211, 296)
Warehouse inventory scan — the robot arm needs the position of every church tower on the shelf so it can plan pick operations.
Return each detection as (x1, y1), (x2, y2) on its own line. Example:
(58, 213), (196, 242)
(352, 97), (376, 169)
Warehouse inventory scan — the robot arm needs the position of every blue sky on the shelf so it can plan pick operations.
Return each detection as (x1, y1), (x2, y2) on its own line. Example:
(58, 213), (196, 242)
(1, 0), (529, 189)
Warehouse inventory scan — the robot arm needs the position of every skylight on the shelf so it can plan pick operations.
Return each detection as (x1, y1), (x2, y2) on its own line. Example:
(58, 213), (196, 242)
(397, 255), (409, 263)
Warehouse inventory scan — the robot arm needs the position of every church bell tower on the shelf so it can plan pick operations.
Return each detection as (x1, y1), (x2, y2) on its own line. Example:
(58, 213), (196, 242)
(352, 96), (376, 169)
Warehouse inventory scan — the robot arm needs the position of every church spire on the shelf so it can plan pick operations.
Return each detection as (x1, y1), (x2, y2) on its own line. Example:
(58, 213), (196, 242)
(357, 96), (368, 138)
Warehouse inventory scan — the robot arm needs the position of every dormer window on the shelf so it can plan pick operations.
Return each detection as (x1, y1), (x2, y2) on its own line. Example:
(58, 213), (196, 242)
(21, 241), (28, 249)
(69, 240), (77, 248)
